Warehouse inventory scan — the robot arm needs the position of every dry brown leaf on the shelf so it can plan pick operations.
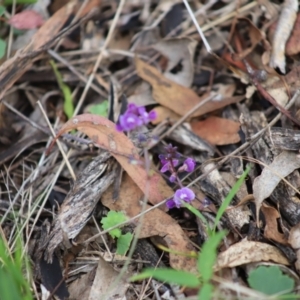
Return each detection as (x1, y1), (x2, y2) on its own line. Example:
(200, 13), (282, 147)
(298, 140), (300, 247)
(261, 204), (287, 244)
(101, 174), (197, 273)
(215, 240), (289, 270)
(253, 150), (300, 224)
(135, 57), (244, 117)
(151, 106), (181, 124)
(68, 273), (92, 300)
(52, 114), (173, 206)
(152, 37), (197, 87)
(0, 0), (100, 100)
(89, 258), (129, 300)
(191, 116), (240, 145)
(288, 223), (300, 271)
(285, 13), (300, 55)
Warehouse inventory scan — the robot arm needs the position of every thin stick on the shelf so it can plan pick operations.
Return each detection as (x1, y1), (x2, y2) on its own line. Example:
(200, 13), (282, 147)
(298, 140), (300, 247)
(37, 101), (76, 180)
(182, 0), (212, 53)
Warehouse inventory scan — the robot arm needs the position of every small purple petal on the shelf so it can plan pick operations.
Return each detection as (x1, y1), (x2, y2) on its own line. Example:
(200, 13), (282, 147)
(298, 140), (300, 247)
(118, 113), (142, 131)
(158, 154), (166, 161)
(173, 196), (182, 207)
(137, 106), (146, 115)
(169, 173), (177, 183)
(116, 124), (124, 132)
(166, 199), (176, 209)
(160, 163), (171, 173)
(138, 109), (156, 125)
(148, 110), (157, 121)
(179, 158), (196, 173)
(160, 159), (179, 173)
(174, 187), (195, 203)
(127, 103), (139, 114)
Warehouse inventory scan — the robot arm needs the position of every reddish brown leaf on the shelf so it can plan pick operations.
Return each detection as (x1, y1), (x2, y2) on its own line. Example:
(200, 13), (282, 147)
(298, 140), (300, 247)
(52, 114), (173, 206)
(261, 204), (288, 245)
(191, 116), (240, 145)
(151, 106), (181, 124)
(135, 57), (244, 117)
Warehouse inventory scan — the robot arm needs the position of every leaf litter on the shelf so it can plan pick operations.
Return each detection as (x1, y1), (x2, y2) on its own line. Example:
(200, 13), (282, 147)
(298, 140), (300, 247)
(3, 0), (300, 299)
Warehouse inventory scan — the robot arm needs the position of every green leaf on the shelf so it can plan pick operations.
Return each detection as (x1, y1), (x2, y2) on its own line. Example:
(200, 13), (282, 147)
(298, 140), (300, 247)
(198, 283), (213, 300)
(213, 165), (251, 231)
(248, 266), (294, 296)
(130, 268), (200, 288)
(49, 60), (74, 119)
(0, 39), (6, 59)
(88, 101), (108, 117)
(198, 230), (226, 282)
(0, 6), (6, 16)
(116, 232), (133, 255)
(100, 211), (128, 239)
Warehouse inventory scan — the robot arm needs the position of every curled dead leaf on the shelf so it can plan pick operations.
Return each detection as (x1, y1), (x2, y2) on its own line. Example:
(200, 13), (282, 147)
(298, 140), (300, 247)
(51, 114), (173, 206)
(261, 204), (287, 244)
(215, 240), (289, 270)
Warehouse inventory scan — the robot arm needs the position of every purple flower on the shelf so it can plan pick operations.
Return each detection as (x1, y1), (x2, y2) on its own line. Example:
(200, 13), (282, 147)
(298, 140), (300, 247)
(178, 158), (196, 173)
(166, 187), (195, 209)
(116, 112), (143, 132)
(116, 103), (157, 132)
(174, 187), (195, 204)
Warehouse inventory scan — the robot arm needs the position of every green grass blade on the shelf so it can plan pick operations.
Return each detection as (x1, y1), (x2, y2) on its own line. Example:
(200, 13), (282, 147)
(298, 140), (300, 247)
(213, 165), (251, 231)
(50, 60), (74, 119)
(197, 230), (226, 282)
(131, 268), (199, 287)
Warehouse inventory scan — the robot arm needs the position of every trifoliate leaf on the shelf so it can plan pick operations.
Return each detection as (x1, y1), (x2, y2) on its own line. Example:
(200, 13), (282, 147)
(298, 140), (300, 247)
(248, 266), (294, 295)
(100, 211), (128, 239)
(88, 101), (108, 117)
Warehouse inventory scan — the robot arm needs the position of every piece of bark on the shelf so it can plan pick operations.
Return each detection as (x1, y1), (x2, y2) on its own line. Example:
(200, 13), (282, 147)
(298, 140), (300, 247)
(270, 127), (300, 151)
(42, 151), (117, 262)
(240, 108), (300, 225)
